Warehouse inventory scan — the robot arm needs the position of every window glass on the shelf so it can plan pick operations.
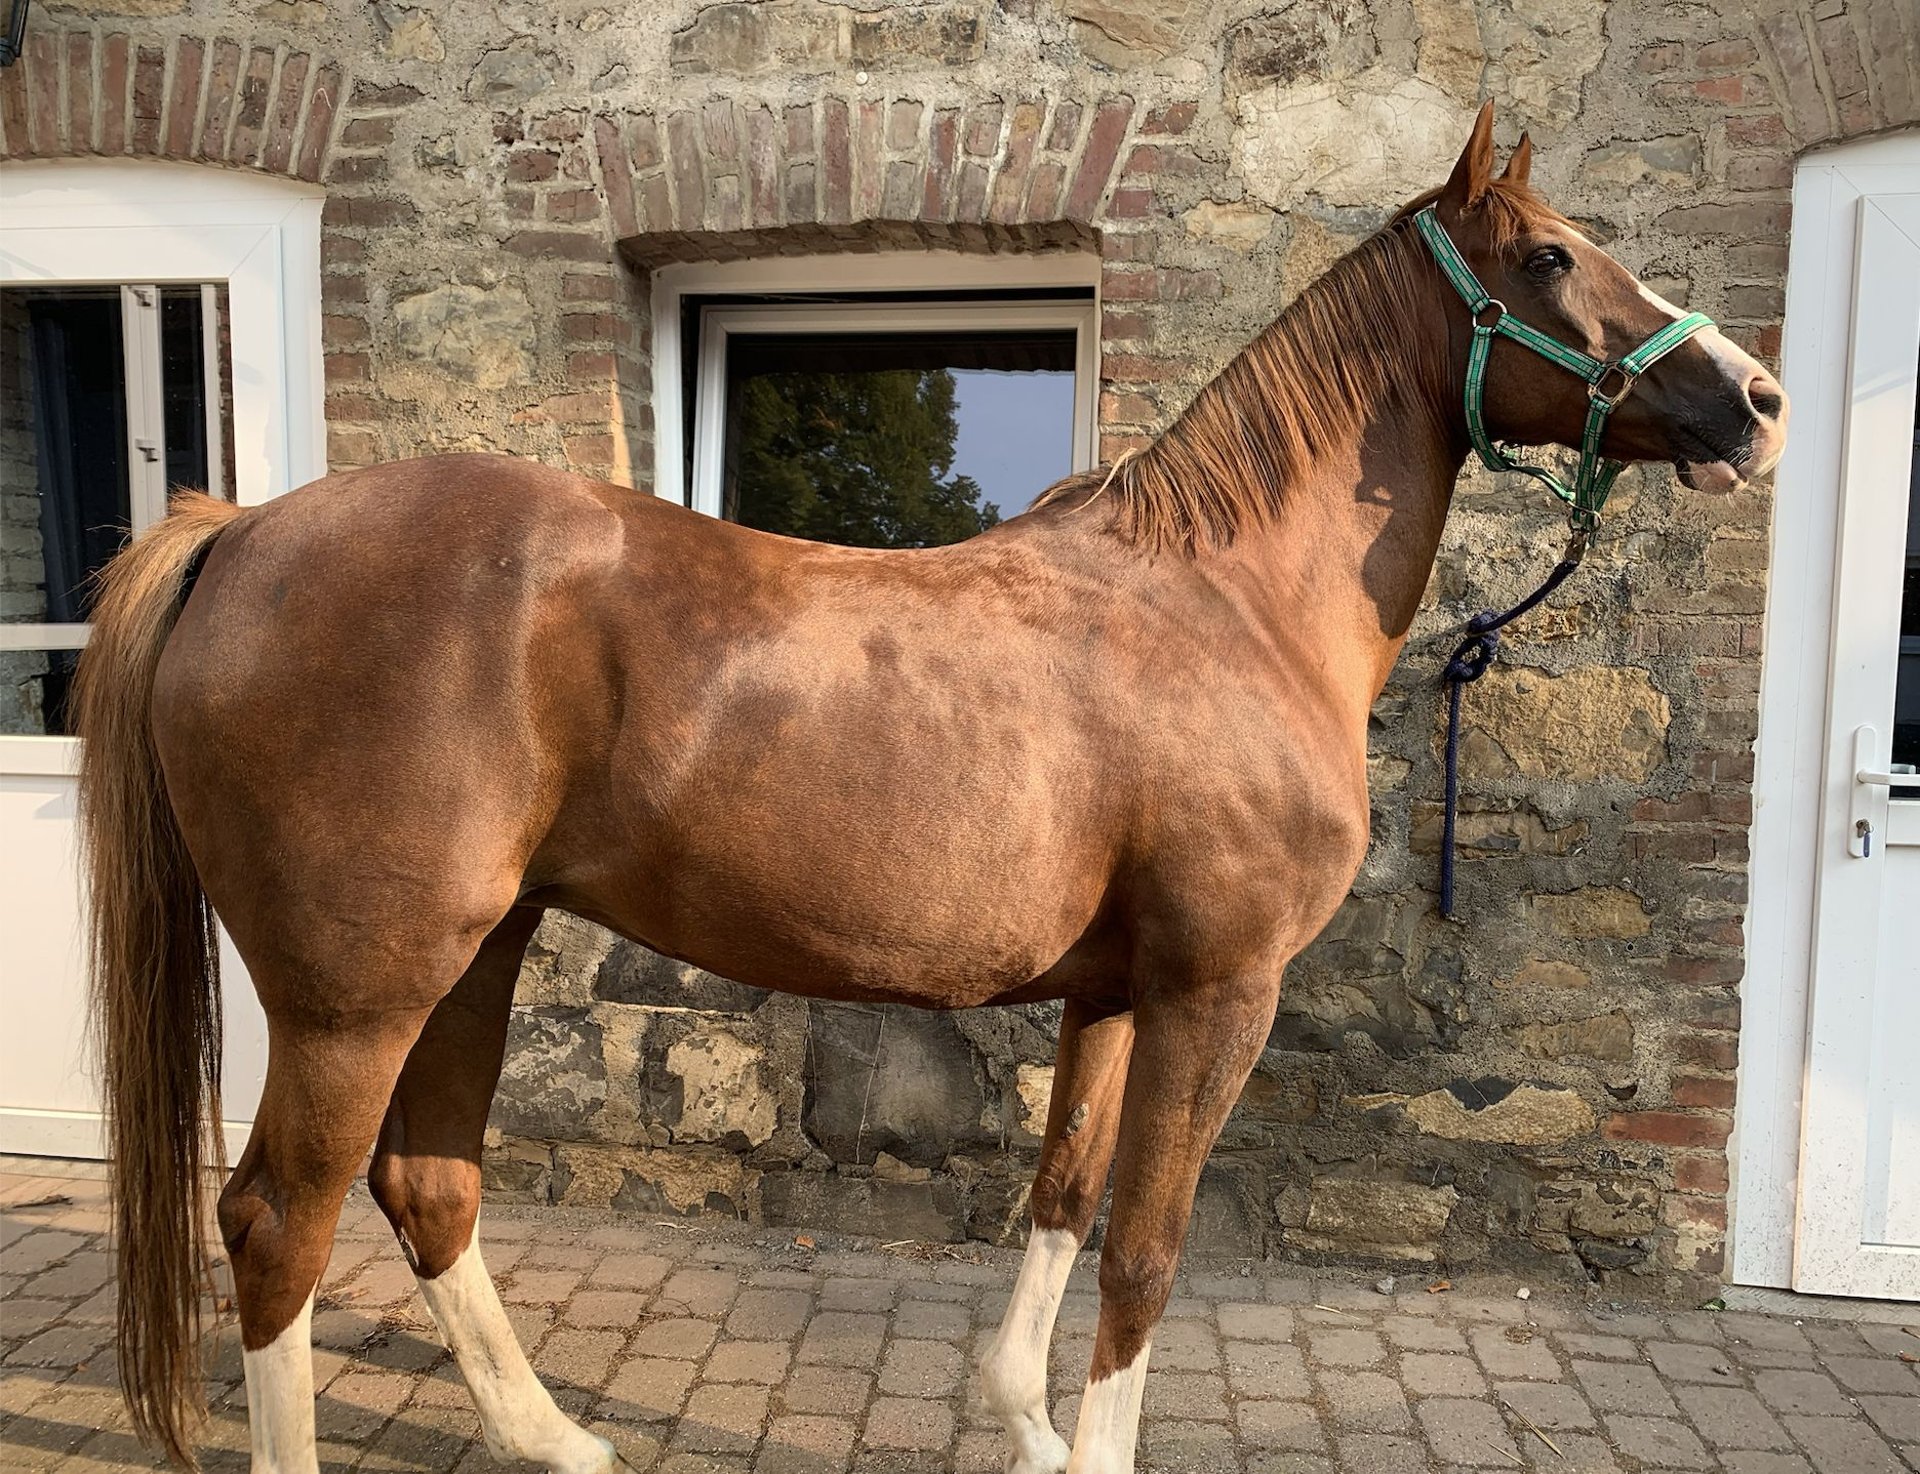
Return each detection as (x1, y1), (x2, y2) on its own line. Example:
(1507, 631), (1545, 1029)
(1894, 338), (1920, 797)
(722, 329), (1077, 549)
(0, 284), (231, 736)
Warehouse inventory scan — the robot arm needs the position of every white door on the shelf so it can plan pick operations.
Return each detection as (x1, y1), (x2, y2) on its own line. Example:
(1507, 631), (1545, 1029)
(0, 160), (326, 1159)
(1793, 187), (1920, 1299)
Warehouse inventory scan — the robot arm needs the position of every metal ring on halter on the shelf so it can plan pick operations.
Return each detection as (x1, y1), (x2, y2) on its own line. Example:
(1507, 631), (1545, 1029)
(1473, 299), (1507, 332)
(1590, 363), (1638, 406)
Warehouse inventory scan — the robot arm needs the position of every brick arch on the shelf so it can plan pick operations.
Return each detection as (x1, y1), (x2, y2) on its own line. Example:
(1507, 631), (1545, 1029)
(591, 93), (1148, 266)
(1751, 0), (1918, 148)
(0, 25), (346, 182)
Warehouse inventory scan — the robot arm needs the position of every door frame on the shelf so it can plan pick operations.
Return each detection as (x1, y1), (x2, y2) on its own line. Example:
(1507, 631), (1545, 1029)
(1733, 129), (1920, 1289)
(0, 158), (326, 1157)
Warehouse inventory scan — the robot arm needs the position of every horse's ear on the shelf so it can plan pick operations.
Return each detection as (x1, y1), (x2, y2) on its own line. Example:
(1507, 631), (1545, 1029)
(1500, 131), (1533, 189)
(1441, 101), (1497, 209)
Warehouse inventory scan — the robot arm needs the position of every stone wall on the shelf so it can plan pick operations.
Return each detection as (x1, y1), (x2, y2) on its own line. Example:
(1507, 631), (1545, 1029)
(4, 0), (1916, 1295)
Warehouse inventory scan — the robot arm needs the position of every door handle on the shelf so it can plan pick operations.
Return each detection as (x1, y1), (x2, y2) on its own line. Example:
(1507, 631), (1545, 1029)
(1849, 726), (1891, 858)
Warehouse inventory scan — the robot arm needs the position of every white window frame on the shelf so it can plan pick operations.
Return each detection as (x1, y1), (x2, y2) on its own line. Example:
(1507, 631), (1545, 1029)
(0, 159), (325, 775)
(650, 250), (1102, 515)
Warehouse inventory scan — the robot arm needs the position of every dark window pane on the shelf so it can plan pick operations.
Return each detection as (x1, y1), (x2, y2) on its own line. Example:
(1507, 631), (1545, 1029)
(1893, 340), (1920, 797)
(159, 287), (211, 493)
(723, 330), (1076, 549)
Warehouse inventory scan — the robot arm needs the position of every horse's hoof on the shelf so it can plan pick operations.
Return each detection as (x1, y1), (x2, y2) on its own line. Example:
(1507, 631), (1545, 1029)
(1007, 1426), (1071, 1474)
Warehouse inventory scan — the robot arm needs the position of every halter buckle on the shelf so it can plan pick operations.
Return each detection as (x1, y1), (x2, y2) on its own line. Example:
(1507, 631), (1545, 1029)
(1472, 299), (1507, 333)
(1590, 362), (1638, 407)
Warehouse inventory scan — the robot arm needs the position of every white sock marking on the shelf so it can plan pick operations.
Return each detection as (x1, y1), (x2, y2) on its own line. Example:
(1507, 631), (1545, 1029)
(1066, 1342), (1151, 1474)
(981, 1226), (1079, 1473)
(243, 1292), (318, 1474)
(417, 1232), (617, 1474)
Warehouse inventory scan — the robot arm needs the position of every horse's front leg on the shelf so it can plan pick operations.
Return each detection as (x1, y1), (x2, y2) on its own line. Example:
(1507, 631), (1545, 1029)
(1066, 971), (1281, 1474)
(981, 1000), (1134, 1473)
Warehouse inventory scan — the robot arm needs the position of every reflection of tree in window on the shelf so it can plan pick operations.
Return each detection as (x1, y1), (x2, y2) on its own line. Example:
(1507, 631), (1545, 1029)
(727, 367), (998, 549)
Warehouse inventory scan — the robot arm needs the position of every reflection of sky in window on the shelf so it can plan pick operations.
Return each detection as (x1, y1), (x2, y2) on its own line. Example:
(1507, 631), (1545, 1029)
(949, 369), (1075, 517)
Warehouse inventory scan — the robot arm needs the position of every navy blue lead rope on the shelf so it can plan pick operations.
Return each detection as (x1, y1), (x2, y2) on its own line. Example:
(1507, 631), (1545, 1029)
(1439, 537), (1588, 919)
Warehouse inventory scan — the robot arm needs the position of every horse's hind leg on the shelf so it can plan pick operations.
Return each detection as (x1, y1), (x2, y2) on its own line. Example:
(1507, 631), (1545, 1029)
(982, 1001), (1134, 1474)
(219, 1004), (442, 1473)
(1066, 974), (1278, 1474)
(366, 907), (616, 1474)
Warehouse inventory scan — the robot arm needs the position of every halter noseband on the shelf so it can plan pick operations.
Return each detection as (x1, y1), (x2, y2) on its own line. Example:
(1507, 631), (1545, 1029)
(1413, 206), (1713, 530)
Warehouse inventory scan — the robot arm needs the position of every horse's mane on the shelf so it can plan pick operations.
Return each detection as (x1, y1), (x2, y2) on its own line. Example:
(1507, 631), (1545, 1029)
(1034, 180), (1573, 551)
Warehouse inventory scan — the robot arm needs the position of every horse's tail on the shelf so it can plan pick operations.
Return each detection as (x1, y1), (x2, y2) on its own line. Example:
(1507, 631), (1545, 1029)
(72, 491), (244, 1467)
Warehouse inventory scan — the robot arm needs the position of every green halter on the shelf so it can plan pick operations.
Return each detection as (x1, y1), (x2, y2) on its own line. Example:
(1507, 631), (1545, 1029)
(1413, 206), (1714, 529)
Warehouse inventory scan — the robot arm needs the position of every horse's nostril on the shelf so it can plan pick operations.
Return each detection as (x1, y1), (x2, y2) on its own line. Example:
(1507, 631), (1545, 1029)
(1748, 380), (1785, 421)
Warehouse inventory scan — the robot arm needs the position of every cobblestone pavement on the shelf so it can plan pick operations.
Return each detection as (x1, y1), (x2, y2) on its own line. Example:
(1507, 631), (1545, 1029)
(4, 1163), (1918, 1473)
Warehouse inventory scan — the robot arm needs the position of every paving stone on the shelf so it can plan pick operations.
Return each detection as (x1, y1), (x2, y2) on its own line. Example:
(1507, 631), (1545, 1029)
(1153, 1317), (1222, 1372)
(676, 1382), (769, 1454)
(1556, 1332), (1638, 1360)
(1780, 1413), (1906, 1474)
(1306, 1328), (1385, 1369)
(862, 1396), (953, 1451)
(1572, 1358), (1679, 1415)
(590, 1252), (673, 1290)
(1236, 1397), (1328, 1450)
(1603, 1413), (1715, 1468)
(1673, 1383), (1792, 1450)
(1143, 1369), (1229, 1421)
(632, 1318), (721, 1360)
(892, 1298), (968, 1341)
(658, 1268), (741, 1320)
(1717, 1454), (1814, 1474)
(817, 1279), (895, 1314)
(1856, 1393), (1920, 1443)
(1751, 1368), (1851, 1417)
(1400, 1352), (1487, 1398)
(1219, 1302), (1294, 1342)
(602, 1355), (697, 1422)
(759, 1414), (856, 1473)
(1469, 1323), (1560, 1380)
(1821, 1354), (1919, 1394)
(778, 1366), (872, 1417)
(1495, 1378), (1595, 1431)
(1415, 1397), (1518, 1465)
(1383, 1314), (1466, 1352)
(796, 1312), (887, 1368)
(726, 1289), (813, 1341)
(1646, 1339), (1738, 1381)
(1316, 1369), (1410, 1431)
(1332, 1432), (1426, 1474)
(704, 1339), (790, 1385)
(1225, 1339), (1311, 1398)
(877, 1338), (964, 1398)
(1140, 1417), (1238, 1470)
(567, 1289), (653, 1330)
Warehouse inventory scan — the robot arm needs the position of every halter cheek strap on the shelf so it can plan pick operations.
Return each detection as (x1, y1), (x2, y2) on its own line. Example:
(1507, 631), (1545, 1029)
(1413, 206), (1713, 528)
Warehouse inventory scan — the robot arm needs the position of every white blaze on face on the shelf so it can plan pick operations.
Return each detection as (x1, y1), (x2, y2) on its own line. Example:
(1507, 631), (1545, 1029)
(416, 1232), (618, 1474)
(981, 1226), (1080, 1473)
(242, 1292), (318, 1474)
(1066, 1343), (1152, 1474)
(1631, 279), (1783, 489)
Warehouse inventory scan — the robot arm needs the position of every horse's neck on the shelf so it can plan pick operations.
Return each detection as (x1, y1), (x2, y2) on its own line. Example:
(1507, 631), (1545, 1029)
(1209, 378), (1465, 714)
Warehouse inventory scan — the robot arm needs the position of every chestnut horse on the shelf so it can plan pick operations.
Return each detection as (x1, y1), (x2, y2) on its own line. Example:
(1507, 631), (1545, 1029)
(76, 108), (1784, 1473)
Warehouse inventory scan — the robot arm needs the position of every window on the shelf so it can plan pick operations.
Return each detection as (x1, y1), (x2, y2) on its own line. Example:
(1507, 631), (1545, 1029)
(1896, 338), (1919, 797)
(0, 283), (233, 736)
(653, 253), (1099, 547)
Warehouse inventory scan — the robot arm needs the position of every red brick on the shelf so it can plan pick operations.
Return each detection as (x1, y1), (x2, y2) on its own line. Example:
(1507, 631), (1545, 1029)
(164, 37), (205, 159)
(563, 433), (616, 467)
(921, 108), (959, 220)
(821, 97), (850, 225)
(746, 106), (779, 227)
(327, 153), (386, 185)
(1602, 1111), (1732, 1149)
(1024, 159), (1065, 220)
(1067, 95), (1134, 221)
(1697, 38), (1759, 69)
(296, 63), (341, 183)
(1141, 101), (1197, 135)
(502, 231), (612, 264)
(351, 81), (422, 109)
(1107, 185), (1151, 218)
(639, 171), (672, 233)
(594, 115), (638, 238)
(321, 313), (369, 349)
(1102, 266), (1157, 301)
(630, 114), (661, 172)
(887, 99), (923, 152)
(1099, 390), (1157, 424)
(1662, 1194), (1727, 1231)
(782, 103), (812, 160)
(1046, 101), (1082, 152)
(854, 98), (884, 218)
(1636, 43), (1683, 73)
(224, 46), (274, 164)
(131, 44), (166, 153)
(66, 32), (95, 154)
(101, 33), (130, 154)
(989, 101), (1044, 224)
(1674, 1155), (1730, 1194)
(1101, 309), (1151, 340)
(324, 391), (380, 421)
(1100, 432), (1151, 460)
(339, 116), (393, 148)
(954, 159), (989, 222)
(702, 98), (738, 162)
(1103, 353), (1187, 382)
(1634, 794), (1711, 822)
(508, 148), (560, 182)
(323, 272), (367, 306)
(1673, 1031), (1738, 1070)
(546, 188), (599, 223)
(261, 51), (308, 173)
(667, 109), (706, 229)
(1671, 1075), (1736, 1110)
(561, 273), (615, 302)
(26, 32), (59, 154)
(567, 351), (617, 383)
(325, 351), (370, 383)
(962, 99), (1002, 156)
(1725, 114), (1788, 147)
(328, 425), (381, 469)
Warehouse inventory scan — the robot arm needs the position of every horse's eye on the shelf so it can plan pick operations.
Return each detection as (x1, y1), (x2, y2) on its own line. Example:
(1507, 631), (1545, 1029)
(1526, 246), (1572, 281)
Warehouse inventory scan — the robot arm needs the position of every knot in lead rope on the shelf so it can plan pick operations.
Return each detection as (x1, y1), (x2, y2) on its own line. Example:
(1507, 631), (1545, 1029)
(1439, 536), (1587, 920)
